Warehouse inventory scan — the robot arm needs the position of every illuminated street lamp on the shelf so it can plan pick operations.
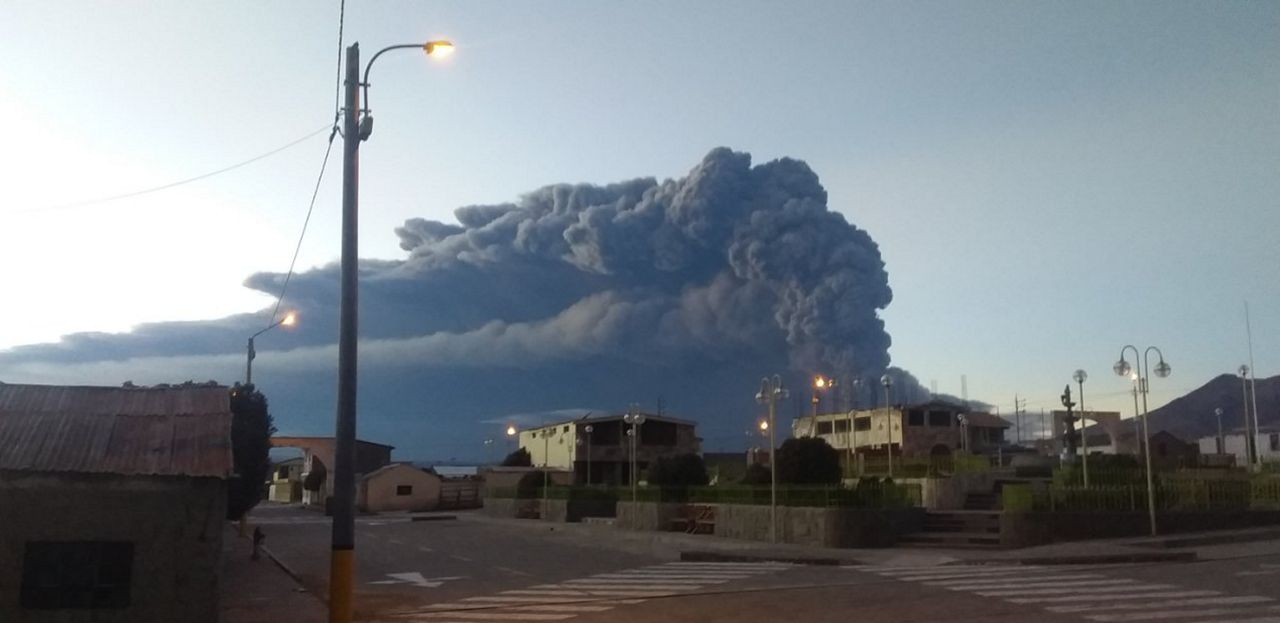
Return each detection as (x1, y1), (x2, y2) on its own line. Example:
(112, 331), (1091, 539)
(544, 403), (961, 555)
(1073, 369), (1089, 487)
(576, 424), (595, 485)
(329, 38), (454, 623)
(1115, 345), (1171, 536)
(245, 311), (297, 386)
(756, 375), (788, 544)
(812, 375), (836, 421)
(1214, 407), (1225, 455)
(880, 374), (894, 478)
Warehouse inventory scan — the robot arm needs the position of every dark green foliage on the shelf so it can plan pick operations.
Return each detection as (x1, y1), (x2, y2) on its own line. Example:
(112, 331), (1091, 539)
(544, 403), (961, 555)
(227, 383), (277, 520)
(1054, 453), (1145, 486)
(302, 460), (326, 491)
(647, 453), (710, 487)
(775, 437), (842, 485)
(502, 448), (533, 467)
(516, 470), (548, 499)
(741, 462), (771, 485)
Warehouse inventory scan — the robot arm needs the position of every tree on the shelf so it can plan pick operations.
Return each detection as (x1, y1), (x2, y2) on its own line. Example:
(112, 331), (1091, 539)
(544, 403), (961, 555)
(647, 453), (710, 487)
(227, 383), (277, 520)
(502, 447), (533, 467)
(741, 462), (771, 485)
(775, 437), (841, 485)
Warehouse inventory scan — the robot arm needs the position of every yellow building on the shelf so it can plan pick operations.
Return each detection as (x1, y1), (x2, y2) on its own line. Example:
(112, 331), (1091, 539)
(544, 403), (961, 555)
(517, 413), (700, 485)
(792, 400), (1009, 461)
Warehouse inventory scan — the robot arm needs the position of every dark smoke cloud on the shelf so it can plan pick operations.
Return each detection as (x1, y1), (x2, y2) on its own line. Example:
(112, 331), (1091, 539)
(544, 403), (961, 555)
(0, 148), (927, 457)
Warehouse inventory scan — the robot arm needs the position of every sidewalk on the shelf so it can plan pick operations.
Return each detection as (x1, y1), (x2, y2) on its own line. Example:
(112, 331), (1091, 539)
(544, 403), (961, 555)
(221, 525), (328, 623)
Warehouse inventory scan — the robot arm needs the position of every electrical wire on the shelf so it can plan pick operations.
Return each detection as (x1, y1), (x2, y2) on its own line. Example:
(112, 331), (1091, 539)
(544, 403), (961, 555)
(11, 124), (331, 216)
(266, 0), (345, 324)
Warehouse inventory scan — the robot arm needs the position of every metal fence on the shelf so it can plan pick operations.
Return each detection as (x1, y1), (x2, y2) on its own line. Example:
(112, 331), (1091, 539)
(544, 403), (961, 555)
(1008, 476), (1280, 512)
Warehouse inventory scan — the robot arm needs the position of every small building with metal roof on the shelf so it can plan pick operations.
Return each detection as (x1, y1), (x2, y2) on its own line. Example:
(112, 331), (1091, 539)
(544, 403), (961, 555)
(0, 382), (233, 623)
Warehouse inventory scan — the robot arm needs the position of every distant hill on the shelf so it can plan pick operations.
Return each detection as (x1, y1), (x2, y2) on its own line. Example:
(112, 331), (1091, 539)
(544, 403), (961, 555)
(1140, 373), (1280, 441)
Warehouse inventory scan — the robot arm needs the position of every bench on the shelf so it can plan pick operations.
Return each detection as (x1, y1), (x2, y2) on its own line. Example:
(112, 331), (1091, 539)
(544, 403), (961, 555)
(668, 504), (716, 535)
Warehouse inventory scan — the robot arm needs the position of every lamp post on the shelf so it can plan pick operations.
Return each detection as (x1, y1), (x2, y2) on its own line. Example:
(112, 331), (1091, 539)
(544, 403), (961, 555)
(812, 375), (836, 430)
(328, 39), (453, 623)
(1115, 345), (1171, 537)
(483, 438), (494, 464)
(1214, 407), (1225, 455)
(1239, 365), (1258, 469)
(880, 374), (894, 478)
(580, 424), (594, 485)
(756, 375), (788, 544)
(622, 405), (645, 505)
(246, 311), (297, 385)
(505, 424), (518, 456)
(1074, 369), (1089, 487)
(542, 428), (551, 507)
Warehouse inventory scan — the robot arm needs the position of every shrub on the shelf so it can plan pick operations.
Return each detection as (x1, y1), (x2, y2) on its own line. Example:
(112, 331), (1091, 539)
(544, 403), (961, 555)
(647, 453), (710, 487)
(741, 463), (771, 485)
(516, 470), (548, 499)
(227, 383), (276, 520)
(776, 437), (841, 485)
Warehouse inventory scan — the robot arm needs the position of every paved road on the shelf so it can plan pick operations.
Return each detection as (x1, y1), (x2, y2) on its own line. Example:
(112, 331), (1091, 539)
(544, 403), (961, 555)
(254, 504), (1280, 623)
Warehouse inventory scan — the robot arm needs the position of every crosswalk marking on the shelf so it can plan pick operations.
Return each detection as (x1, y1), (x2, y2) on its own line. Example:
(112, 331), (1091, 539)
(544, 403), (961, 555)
(1048, 596), (1275, 614)
(1085, 605), (1280, 622)
(977, 583), (1175, 597)
(1007, 590), (1223, 605)
(947, 578), (1138, 592)
(387, 562), (791, 622)
(1186, 618), (1280, 623)
(889, 569), (1057, 582)
(926, 574), (1105, 587)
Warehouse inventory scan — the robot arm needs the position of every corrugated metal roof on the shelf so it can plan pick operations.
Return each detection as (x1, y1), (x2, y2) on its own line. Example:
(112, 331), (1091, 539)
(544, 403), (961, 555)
(0, 383), (233, 478)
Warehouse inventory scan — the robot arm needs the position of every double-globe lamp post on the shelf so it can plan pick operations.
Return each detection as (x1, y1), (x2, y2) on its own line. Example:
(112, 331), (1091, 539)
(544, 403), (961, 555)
(1115, 345), (1171, 537)
(328, 38), (454, 623)
(623, 405), (645, 505)
(1074, 369), (1089, 487)
(756, 376), (788, 544)
(880, 374), (894, 478)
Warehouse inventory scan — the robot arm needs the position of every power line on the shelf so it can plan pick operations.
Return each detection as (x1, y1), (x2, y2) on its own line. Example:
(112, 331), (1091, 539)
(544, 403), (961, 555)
(267, 0), (346, 323)
(12, 124), (332, 216)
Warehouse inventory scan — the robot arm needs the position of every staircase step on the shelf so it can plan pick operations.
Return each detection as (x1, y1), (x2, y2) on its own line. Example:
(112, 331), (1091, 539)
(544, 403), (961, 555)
(899, 532), (1002, 548)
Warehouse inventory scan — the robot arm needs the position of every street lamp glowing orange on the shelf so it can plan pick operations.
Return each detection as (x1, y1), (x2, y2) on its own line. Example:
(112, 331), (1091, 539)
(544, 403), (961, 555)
(506, 425), (517, 437)
(425, 40), (455, 58)
(758, 420), (769, 431)
(281, 311), (298, 327)
(814, 376), (827, 389)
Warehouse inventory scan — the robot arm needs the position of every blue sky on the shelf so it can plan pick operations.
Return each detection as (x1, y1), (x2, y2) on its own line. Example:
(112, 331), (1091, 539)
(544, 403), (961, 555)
(0, 2), (1276, 455)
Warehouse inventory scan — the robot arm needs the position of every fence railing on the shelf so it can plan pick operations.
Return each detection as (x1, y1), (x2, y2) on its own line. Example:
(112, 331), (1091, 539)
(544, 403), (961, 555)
(488, 483), (922, 509)
(1005, 476), (1280, 512)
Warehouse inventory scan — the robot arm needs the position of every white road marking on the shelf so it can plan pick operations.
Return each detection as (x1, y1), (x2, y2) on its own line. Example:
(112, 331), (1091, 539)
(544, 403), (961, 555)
(886, 569), (1055, 582)
(977, 583), (1176, 597)
(1006, 590), (1222, 605)
(927, 574), (1105, 587)
(589, 573), (747, 580)
(369, 572), (464, 588)
(949, 578), (1137, 592)
(1086, 605), (1280, 622)
(495, 566), (532, 577)
(1048, 596), (1275, 614)
(1183, 618), (1280, 623)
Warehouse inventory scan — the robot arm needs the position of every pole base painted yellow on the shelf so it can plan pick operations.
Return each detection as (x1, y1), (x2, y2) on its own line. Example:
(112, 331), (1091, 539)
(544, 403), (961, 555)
(329, 549), (354, 623)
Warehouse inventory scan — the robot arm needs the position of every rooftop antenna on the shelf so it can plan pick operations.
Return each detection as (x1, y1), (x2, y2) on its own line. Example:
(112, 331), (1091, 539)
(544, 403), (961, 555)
(930, 379), (938, 398)
(961, 375), (969, 402)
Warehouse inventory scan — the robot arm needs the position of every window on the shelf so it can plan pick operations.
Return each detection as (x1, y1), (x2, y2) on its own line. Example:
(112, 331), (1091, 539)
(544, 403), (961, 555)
(1270, 433), (1279, 452)
(854, 417), (871, 432)
(563, 425), (570, 433)
(928, 410), (953, 427)
(833, 419), (850, 433)
(22, 541), (133, 610)
(816, 421), (834, 435)
(907, 410), (924, 426)
(396, 485), (413, 496)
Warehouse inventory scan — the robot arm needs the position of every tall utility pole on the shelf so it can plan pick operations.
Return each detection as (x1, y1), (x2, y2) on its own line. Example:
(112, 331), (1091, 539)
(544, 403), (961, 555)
(328, 42), (362, 623)
(1246, 302), (1261, 471)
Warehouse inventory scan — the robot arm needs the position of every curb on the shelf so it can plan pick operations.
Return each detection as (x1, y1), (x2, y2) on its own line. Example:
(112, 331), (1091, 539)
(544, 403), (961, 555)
(1134, 529), (1280, 549)
(260, 545), (328, 605)
(410, 514), (458, 522)
(954, 551), (1197, 566)
(681, 551), (849, 566)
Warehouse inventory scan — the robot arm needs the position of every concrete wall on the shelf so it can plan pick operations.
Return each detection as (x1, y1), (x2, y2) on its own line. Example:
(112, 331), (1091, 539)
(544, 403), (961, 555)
(479, 468), (574, 496)
(895, 472), (994, 510)
(712, 504), (924, 548)
(480, 497), (538, 519)
(357, 465), (442, 513)
(616, 501), (685, 531)
(0, 472), (226, 623)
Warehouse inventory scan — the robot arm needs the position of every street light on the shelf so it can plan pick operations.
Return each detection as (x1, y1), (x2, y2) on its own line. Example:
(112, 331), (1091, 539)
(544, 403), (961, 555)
(245, 311), (297, 386)
(1213, 407), (1225, 455)
(880, 374), (894, 478)
(1239, 365), (1259, 469)
(1115, 345), (1171, 536)
(329, 38), (454, 623)
(812, 375), (836, 423)
(1073, 369), (1089, 487)
(577, 424), (595, 485)
(756, 375), (788, 544)
(622, 404), (645, 506)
